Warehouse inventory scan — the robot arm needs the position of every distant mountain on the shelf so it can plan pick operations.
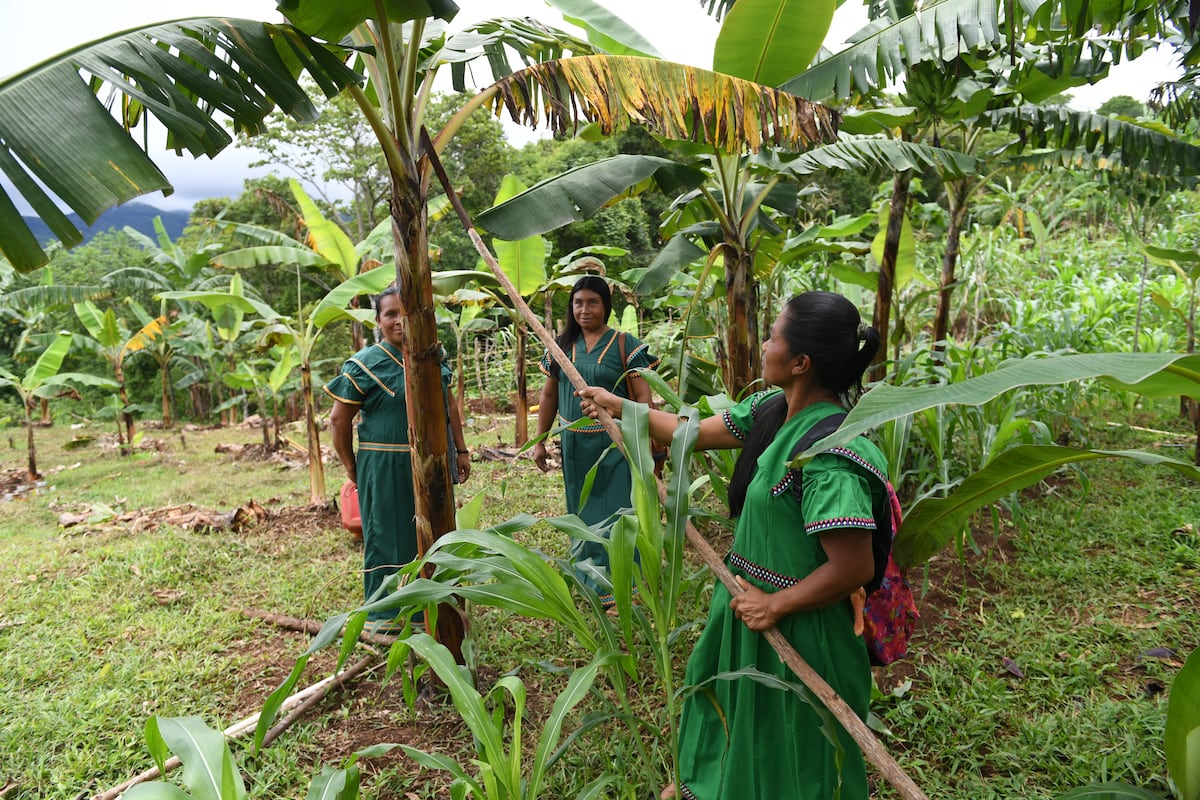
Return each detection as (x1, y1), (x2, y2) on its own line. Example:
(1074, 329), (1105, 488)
(21, 202), (191, 247)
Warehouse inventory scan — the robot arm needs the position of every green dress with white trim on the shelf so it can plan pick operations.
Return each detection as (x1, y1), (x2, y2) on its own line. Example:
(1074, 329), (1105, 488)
(676, 392), (888, 800)
(323, 340), (452, 623)
(538, 328), (659, 602)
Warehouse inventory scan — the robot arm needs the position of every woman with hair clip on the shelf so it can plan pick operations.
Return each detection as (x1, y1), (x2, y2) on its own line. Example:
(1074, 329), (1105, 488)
(533, 274), (661, 608)
(324, 286), (470, 632)
(580, 291), (887, 800)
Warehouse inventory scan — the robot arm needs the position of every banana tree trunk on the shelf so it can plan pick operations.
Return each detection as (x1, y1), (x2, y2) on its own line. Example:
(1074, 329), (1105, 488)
(24, 401), (39, 481)
(870, 169), (912, 383)
(724, 245), (760, 399)
(514, 322), (528, 446)
(116, 364), (134, 456)
(39, 398), (50, 426)
(391, 166), (465, 664)
(160, 359), (174, 429)
(932, 179), (972, 356)
(299, 362), (327, 505)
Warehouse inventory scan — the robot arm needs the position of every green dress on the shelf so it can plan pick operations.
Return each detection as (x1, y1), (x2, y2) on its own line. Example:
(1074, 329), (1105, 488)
(539, 329), (659, 602)
(323, 341), (451, 623)
(676, 392), (888, 800)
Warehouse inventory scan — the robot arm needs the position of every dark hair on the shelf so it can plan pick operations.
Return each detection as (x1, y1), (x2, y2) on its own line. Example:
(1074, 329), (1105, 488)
(375, 285), (401, 320)
(549, 276), (612, 377)
(727, 291), (880, 517)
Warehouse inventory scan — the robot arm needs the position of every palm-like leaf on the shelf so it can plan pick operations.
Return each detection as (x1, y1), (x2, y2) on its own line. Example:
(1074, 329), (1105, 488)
(0, 19), (362, 272)
(776, 135), (982, 179)
(486, 55), (840, 155)
(988, 106), (1200, 178)
(783, 0), (1003, 100)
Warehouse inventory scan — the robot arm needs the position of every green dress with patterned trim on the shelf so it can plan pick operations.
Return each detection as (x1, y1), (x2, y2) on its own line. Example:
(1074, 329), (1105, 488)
(323, 341), (452, 622)
(676, 392), (888, 800)
(538, 329), (660, 600)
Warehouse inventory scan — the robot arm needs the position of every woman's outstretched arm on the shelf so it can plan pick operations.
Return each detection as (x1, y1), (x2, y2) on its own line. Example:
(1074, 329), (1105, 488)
(577, 386), (741, 451)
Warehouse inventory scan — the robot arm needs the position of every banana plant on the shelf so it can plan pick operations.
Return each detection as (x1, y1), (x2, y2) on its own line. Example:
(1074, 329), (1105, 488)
(126, 298), (187, 429)
(223, 346), (298, 448)
(73, 299), (169, 455)
(777, 0), (1200, 363)
(781, 351), (1200, 567)
(211, 178), (393, 352)
(477, 174), (546, 445)
(161, 266), (395, 504)
(0, 0), (876, 666)
(0, 331), (116, 480)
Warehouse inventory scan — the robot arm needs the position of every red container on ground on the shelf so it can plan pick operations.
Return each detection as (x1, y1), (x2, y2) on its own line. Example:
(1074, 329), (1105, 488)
(340, 480), (363, 539)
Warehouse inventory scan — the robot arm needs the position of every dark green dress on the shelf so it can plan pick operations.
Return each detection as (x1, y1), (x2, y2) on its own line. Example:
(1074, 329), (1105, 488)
(539, 329), (659, 602)
(323, 341), (451, 623)
(676, 393), (888, 800)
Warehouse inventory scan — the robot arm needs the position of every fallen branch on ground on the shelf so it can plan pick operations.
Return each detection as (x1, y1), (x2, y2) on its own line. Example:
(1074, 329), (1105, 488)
(91, 649), (379, 800)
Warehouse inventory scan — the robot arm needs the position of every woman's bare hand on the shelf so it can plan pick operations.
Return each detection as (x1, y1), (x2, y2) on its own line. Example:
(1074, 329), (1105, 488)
(532, 441), (552, 473)
(578, 386), (621, 419)
(730, 576), (781, 631)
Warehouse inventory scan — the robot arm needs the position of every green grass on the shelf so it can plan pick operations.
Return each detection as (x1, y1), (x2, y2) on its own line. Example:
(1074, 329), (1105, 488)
(0, 404), (1197, 799)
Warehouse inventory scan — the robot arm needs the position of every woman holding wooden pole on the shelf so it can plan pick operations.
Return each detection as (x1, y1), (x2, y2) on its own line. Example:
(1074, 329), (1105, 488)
(581, 291), (886, 800)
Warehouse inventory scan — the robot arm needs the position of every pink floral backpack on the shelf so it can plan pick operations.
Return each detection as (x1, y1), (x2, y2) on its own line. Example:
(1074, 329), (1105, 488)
(789, 413), (919, 666)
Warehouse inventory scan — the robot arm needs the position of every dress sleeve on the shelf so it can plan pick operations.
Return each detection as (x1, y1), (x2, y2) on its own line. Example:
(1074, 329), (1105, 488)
(620, 333), (661, 372)
(800, 456), (877, 537)
(538, 350), (558, 379)
(720, 390), (778, 442)
(323, 358), (369, 406)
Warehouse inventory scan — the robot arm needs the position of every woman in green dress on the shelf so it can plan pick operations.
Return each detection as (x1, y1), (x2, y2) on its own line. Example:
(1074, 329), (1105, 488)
(532, 275), (660, 606)
(580, 291), (886, 800)
(325, 287), (470, 625)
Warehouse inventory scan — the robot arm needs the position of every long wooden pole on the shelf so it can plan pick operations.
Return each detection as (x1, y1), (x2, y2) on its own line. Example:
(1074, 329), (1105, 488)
(422, 129), (927, 800)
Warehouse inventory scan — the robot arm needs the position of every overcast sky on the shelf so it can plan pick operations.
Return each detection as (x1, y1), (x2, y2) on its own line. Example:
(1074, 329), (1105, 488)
(1, 0), (1182, 212)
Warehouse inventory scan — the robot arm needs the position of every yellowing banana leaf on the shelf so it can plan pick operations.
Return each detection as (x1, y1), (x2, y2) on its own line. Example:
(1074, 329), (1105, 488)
(488, 56), (839, 156)
(122, 316), (169, 356)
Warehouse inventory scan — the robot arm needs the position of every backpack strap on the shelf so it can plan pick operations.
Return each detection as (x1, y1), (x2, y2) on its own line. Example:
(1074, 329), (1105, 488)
(616, 331), (634, 397)
(785, 412), (892, 592)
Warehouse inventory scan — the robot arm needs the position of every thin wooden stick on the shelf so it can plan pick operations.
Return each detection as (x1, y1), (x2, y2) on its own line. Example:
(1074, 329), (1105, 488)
(423, 127), (929, 800)
(260, 655), (377, 749)
(244, 608), (401, 648)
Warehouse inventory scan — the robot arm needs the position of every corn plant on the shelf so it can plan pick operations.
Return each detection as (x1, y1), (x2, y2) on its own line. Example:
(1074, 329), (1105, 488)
(395, 633), (622, 800)
(122, 715), (395, 800)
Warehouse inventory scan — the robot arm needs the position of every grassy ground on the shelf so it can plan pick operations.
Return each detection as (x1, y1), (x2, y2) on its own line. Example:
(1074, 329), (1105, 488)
(0, 404), (1197, 799)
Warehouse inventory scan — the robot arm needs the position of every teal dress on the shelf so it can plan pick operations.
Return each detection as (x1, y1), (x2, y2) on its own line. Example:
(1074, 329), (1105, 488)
(323, 341), (452, 622)
(539, 329), (659, 602)
(676, 392), (889, 800)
